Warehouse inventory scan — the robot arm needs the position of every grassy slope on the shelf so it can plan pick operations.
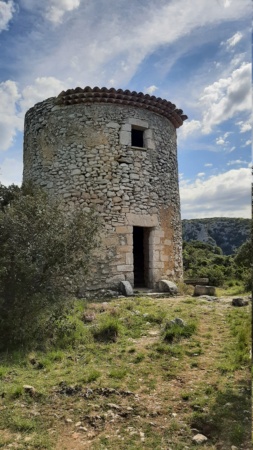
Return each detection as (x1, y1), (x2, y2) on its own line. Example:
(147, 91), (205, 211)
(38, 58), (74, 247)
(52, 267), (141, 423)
(0, 295), (251, 450)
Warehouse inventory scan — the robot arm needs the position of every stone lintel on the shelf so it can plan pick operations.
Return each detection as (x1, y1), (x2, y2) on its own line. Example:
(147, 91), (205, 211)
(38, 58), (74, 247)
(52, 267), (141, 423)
(126, 213), (158, 227)
(127, 118), (149, 129)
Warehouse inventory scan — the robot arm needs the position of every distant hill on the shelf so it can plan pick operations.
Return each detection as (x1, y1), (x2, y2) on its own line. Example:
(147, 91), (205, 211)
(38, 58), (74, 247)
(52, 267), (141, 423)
(182, 218), (251, 255)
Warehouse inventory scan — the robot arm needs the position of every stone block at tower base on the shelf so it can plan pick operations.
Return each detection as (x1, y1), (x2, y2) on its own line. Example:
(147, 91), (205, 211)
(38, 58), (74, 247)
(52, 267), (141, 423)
(157, 280), (178, 295)
(194, 285), (216, 296)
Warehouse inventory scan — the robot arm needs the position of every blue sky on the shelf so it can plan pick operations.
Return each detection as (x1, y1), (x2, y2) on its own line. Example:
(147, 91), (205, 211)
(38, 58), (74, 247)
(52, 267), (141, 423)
(0, 0), (251, 218)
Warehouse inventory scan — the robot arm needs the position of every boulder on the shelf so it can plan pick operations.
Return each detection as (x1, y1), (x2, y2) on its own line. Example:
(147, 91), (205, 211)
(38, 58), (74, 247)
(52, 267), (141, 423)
(194, 285), (216, 296)
(119, 280), (133, 296)
(157, 280), (178, 295)
(232, 297), (249, 307)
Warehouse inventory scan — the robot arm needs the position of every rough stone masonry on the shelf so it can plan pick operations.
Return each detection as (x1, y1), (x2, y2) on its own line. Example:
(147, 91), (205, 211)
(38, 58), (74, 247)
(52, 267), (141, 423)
(23, 87), (187, 293)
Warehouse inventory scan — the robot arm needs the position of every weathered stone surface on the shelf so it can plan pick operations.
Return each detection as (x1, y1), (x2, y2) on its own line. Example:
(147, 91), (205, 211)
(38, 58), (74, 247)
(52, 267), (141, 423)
(232, 297), (249, 307)
(194, 285), (216, 296)
(184, 277), (209, 286)
(119, 280), (133, 296)
(157, 279), (178, 294)
(23, 385), (36, 397)
(192, 433), (208, 444)
(23, 93), (184, 292)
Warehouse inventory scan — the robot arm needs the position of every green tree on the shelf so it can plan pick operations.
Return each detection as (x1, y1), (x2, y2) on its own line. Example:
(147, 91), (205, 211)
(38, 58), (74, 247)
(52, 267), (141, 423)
(182, 240), (234, 286)
(234, 240), (251, 268)
(0, 183), (100, 350)
(234, 240), (252, 291)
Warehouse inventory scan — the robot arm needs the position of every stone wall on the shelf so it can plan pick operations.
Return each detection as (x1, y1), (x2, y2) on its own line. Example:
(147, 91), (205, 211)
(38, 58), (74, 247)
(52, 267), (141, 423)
(23, 88), (186, 291)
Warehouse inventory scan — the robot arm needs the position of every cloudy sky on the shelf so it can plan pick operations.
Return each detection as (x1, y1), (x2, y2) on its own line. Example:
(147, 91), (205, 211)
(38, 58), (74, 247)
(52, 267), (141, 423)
(0, 0), (251, 218)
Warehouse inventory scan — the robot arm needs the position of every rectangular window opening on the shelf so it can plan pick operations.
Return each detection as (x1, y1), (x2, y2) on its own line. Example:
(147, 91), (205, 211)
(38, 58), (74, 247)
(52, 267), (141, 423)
(131, 128), (144, 148)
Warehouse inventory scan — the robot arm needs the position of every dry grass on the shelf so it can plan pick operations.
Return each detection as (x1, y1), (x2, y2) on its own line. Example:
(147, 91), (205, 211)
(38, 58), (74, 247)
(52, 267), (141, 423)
(0, 295), (251, 449)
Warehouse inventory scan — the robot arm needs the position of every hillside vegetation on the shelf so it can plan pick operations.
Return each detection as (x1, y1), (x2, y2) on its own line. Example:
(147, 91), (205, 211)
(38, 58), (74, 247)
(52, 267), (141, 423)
(183, 240), (251, 290)
(182, 218), (251, 255)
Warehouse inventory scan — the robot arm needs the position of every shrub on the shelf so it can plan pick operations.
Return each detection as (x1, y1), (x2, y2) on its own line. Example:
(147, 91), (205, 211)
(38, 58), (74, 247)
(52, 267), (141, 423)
(92, 316), (120, 342)
(163, 323), (196, 343)
(0, 182), (100, 350)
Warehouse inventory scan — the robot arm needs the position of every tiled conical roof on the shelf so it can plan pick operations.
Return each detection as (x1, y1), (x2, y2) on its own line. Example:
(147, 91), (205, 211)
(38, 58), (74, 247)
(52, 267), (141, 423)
(56, 86), (187, 128)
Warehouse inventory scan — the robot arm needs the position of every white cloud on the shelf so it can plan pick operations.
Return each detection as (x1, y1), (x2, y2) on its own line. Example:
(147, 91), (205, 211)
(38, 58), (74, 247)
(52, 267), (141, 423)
(216, 137), (227, 146)
(236, 120), (251, 133)
(145, 85), (158, 95)
(0, 157), (23, 186)
(227, 146), (236, 153)
(15, 0), (252, 90)
(204, 163), (213, 167)
(227, 159), (248, 165)
(180, 167), (251, 218)
(197, 172), (205, 177)
(20, 77), (67, 111)
(0, 77), (66, 152)
(0, 80), (22, 151)
(200, 62), (251, 133)
(44, 0), (81, 24)
(216, 132), (232, 147)
(0, 0), (15, 32)
(21, 0), (80, 24)
(179, 120), (201, 138)
(224, 31), (243, 48)
(243, 139), (251, 147)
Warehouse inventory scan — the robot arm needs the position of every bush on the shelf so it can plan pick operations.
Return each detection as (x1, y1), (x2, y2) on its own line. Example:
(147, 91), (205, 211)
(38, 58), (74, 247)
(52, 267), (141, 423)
(183, 240), (234, 287)
(92, 316), (120, 342)
(163, 323), (196, 343)
(0, 182), (100, 350)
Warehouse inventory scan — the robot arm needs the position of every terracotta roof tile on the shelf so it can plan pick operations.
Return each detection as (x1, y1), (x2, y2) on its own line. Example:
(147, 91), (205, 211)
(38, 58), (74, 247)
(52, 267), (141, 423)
(55, 86), (188, 128)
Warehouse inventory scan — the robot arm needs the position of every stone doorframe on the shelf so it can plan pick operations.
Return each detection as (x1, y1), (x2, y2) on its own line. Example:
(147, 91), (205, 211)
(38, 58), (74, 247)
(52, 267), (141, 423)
(118, 213), (161, 288)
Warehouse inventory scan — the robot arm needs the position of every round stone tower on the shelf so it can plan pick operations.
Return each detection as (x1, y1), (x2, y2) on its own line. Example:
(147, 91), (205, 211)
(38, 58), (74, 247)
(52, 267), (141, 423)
(23, 87), (187, 292)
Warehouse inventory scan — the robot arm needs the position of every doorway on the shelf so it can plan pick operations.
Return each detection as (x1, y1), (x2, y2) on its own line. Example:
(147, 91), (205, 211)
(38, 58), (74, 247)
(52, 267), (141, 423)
(133, 227), (150, 287)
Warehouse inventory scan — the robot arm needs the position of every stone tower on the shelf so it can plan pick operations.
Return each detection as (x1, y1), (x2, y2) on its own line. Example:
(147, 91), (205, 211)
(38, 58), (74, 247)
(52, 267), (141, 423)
(23, 87), (187, 293)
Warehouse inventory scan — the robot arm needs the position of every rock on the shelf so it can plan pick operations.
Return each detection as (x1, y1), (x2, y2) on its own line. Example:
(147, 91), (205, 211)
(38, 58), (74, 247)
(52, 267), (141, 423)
(65, 418), (73, 424)
(199, 295), (218, 301)
(164, 318), (186, 329)
(78, 426), (88, 432)
(157, 279), (178, 294)
(23, 385), (36, 397)
(140, 431), (145, 442)
(192, 433), (208, 444)
(119, 280), (133, 296)
(194, 285), (216, 296)
(174, 317), (185, 327)
(231, 446), (238, 450)
(232, 297), (249, 307)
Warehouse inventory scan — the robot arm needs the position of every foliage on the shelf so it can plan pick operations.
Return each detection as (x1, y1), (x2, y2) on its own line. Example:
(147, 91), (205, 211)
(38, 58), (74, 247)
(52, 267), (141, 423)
(234, 240), (252, 291)
(163, 322), (196, 343)
(234, 239), (251, 268)
(183, 240), (251, 288)
(0, 182), (100, 350)
(92, 315), (121, 342)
